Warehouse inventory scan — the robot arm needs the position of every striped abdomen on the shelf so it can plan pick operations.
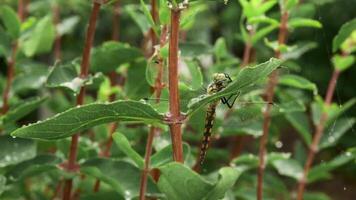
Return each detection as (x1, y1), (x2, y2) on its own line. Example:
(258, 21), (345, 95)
(199, 102), (218, 165)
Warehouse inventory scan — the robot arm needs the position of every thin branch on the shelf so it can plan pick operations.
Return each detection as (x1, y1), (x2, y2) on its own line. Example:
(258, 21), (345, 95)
(241, 27), (255, 67)
(1, 0), (25, 114)
(112, 1), (120, 41)
(296, 68), (341, 200)
(168, 9), (184, 163)
(62, 1), (101, 200)
(138, 16), (168, 200)
(257, 10), (289, 200)
(53, 3), (61, 60)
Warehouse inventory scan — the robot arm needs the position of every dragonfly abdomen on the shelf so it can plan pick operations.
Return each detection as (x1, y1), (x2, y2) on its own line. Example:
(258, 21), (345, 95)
(199, 102), (218, 165)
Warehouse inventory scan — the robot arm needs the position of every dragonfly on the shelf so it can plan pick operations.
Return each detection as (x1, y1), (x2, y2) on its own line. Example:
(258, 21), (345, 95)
(142, 73), (274, 166)
(198, 73), (238, 166)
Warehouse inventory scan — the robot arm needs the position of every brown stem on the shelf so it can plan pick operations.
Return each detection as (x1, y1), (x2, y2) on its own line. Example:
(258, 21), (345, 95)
(168, 9), (183, 163)
(241, 27), (255, 67)
(296, 69), (340, 200)
(92, 4), (122, 190)
(257, 10), (289, 200)
(93, 122), (118, 192)
(62, 2), (101, 200)
(138, 25), (168, 200)
(150, 0), (158, 47)
(139, 126), (156, 200)
(1, 0), (25, 114)
(53, 4), (61, 60)
(112, 1), (120, 41)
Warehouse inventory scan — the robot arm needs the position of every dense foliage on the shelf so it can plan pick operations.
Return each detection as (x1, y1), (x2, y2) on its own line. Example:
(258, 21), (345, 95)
(0, 0), (355, 200)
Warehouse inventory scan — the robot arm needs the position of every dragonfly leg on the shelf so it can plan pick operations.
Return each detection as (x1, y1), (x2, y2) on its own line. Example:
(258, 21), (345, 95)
(223, 92), (240, 109)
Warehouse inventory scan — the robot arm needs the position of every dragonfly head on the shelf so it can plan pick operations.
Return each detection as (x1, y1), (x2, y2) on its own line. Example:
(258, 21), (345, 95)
(213, 73), (232, 88)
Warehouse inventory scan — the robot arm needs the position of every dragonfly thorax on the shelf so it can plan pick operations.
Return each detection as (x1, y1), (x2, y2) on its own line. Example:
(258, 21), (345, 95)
(207, 73), (232, 95)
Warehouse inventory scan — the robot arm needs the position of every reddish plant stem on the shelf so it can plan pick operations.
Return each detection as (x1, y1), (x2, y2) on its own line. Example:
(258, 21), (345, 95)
(62, 2), (101, 200)
(92, 3), (121, 191)
(93, 122), (118, 192)
(138, 22), (168, 200)
(1, 0), (25, 114)
(229, 26), (256, 160)
(112, 1), (120, 41)
(296, 69), (341, 200)
(168, 9), (184, 163)
(241, 28), (255, 67)
(53, 4), (61, 60)
(257, 10), (289, 200)
(150, 0), (158, 49)
(139, 126), (156, 200)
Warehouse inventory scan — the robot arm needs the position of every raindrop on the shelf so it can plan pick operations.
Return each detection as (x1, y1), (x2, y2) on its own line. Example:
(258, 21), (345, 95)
(275, 141), (283, 149)
(328, 136), (335, 143)
(346, 152), (352, 157)
(5, 155), (11, 162)
(12, 136), (17, 139)
(344, 187), (347, 191)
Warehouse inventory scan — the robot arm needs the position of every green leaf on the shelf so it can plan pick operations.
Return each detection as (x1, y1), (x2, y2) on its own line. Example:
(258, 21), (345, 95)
(159, 0), (170, 25)
(332, 54), (355, 72)
(56, 16), (80, 36)
(46, 62), (103, 94)
(0, 135), (36, 168)
(272, 158), (303, 180)
(140, 0), (158, 36)
(308, 152), (354, 183)
(187, 58), (282, 114)
(125, 5), (151, 34)
(2, 96), (48, 124)
(304, 192), (331, 200)
(91, 41), (143, 73)
(205, 167), (242, 200)
(12, 66), (49, 94)
(112, 132), (144, 169)
(11, 100), (163, 140)
(285, 0), (299, 10)
(332, 19), (356, 52)
(180, 3), (207, 30)
(285, 112), (312, 145)
(320, 118), (356, 150)
(21, 15), (55, 57)
(150, 143), (190, 168)
(279, 74), (317, 94)
(288, 18), (322, 29)
(125, 59), (151, 100)
(326, 98), (356, 126)
(186, 60), (203, 90)
(5, 154), (61, 183)
(0, 175), (5, 196)
(80, 191), (124, 200)
(180, 42), (212, 57)
(157, 163), (240, 200)
(81, 158), (161, 198)
(0, 6), (21, 39)
(251, 24), (279, 45)
(248, 16), (279, 26)
(214, 37), (230, 61)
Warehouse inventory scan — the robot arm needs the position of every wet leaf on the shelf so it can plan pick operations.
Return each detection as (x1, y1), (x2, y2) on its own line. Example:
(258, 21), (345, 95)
(91, 41), (143, 73)
(112, 132), (144, 169)
(187, 58), (282, 114)
(332, 19), (356, 52)
(0, 135), (36, 168)
(0, 6), (20, 39)
(320, 118), (356, 150)
(11, 100), (163, 140)
(5, 154), (61, 183)
(2, 96), (48, 124)
(157, 163), (241, 200)
(21, 15), (55, 57)
(81, 158), (161, 199)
